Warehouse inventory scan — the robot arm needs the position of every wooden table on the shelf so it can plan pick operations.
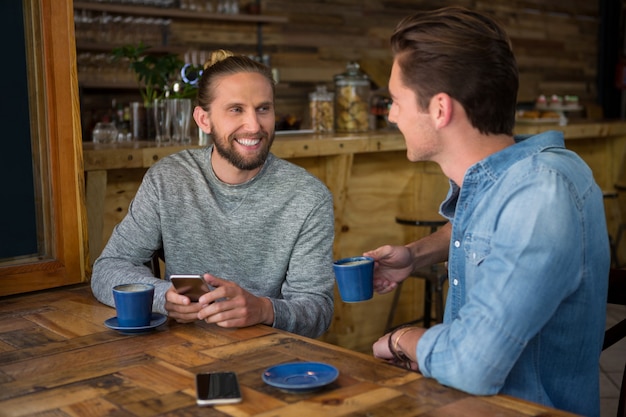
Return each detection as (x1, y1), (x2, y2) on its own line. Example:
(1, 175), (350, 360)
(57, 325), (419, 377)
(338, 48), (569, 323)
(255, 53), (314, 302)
(0, 285), (578, 416)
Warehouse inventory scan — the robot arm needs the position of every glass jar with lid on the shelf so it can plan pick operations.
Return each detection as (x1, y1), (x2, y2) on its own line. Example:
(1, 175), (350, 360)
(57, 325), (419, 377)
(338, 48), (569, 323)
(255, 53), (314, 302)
(334, 61), (370, 133)
(309, 85), (334, 134)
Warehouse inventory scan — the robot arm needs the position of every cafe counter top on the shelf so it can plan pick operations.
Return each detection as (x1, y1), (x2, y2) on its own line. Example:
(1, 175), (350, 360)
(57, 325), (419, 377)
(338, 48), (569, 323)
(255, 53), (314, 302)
(0, 285), (580, 417)
(82, 120), (626, 353)
(82, 121), (626, 171)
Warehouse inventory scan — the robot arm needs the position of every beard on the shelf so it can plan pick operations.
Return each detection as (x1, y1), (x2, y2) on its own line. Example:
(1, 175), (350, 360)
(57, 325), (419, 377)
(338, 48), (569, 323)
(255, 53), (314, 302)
(211, 127), (274, 171)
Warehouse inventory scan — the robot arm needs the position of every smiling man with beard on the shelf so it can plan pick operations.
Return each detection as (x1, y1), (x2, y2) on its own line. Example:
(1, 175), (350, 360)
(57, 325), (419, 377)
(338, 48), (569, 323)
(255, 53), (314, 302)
(91, 50), (335, 338)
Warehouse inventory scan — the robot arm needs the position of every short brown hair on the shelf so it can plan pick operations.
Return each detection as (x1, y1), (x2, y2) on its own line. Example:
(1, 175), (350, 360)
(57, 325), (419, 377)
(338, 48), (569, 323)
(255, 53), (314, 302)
(391, 7), (518, 135)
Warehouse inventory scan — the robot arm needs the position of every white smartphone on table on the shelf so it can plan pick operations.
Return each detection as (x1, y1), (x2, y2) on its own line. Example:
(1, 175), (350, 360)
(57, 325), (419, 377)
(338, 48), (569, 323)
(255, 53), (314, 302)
(170, 274), (210, 302)
(196, 372), (242, 406)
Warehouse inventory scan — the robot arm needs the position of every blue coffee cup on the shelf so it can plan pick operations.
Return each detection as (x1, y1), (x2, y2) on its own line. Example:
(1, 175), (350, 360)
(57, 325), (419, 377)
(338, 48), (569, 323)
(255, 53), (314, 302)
(333, 256), (374, 302)
(112, 283), (155, 327)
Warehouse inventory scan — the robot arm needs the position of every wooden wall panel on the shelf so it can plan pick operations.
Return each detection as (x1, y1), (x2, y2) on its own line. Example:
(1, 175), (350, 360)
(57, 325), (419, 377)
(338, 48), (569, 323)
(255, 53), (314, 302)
(175, 0), (599, 118)
(76, 0), (602, 126)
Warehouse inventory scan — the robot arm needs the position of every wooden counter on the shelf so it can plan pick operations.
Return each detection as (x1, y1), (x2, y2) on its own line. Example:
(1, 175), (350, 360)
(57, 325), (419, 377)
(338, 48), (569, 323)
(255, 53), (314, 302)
(0, 284), (580, 417)
(83, 121), (626, 352)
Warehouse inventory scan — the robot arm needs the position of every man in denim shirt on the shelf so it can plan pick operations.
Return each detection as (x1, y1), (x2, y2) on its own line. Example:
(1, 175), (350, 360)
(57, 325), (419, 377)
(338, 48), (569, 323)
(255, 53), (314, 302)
(368, 7), (609, 416)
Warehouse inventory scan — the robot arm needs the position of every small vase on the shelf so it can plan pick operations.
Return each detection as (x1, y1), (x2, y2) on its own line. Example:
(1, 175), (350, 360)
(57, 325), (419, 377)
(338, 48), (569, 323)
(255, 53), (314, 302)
(144, 102), (156, 141)
(129, 102), (146, 141)
(153, 99), (171, 143)
(169, 98), (192, 143)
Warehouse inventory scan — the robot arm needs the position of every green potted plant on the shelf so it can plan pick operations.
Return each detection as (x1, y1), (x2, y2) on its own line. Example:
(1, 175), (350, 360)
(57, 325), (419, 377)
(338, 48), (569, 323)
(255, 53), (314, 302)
(112, 42), (185, 140)
(112, 42), (184, 107)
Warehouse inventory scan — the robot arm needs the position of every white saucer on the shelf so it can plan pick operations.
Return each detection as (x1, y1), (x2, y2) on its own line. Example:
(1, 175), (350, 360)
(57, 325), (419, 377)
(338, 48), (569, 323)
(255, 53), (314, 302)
(104, 313), (167, 334)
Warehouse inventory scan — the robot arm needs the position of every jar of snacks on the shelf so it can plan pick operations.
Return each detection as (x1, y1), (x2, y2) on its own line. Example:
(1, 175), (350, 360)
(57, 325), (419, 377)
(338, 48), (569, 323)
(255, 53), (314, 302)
(334, 62), (370, 133)
(309, 85), (334, 134)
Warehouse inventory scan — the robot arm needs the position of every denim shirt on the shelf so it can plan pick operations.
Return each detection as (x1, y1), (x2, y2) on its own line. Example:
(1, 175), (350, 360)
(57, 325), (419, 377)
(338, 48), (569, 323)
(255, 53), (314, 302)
(416, 131), (609, 416)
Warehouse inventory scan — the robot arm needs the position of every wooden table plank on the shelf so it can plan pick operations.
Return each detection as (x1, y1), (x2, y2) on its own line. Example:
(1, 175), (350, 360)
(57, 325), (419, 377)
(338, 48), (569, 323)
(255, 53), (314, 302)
(0, 285), (582, 416)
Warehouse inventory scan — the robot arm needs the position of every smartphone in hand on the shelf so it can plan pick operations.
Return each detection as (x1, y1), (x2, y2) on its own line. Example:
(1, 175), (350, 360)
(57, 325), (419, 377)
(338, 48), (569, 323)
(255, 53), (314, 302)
(170, 275), (210, 302)
(196, 372), (242, 406)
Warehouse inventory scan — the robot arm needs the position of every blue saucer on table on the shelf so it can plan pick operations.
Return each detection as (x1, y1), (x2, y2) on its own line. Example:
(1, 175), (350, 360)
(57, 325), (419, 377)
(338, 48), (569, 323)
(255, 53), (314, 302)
(104, 312), (167, 334)
(262, 362), (339, 393)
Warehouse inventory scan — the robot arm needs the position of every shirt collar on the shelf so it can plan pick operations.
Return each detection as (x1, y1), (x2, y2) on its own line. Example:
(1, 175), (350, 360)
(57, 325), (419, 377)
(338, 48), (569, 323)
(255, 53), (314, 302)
(463, 130), (565, 185)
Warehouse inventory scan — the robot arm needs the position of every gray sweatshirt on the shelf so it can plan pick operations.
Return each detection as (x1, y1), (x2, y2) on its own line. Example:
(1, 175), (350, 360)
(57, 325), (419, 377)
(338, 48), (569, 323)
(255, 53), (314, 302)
(91, 146), (335, 338)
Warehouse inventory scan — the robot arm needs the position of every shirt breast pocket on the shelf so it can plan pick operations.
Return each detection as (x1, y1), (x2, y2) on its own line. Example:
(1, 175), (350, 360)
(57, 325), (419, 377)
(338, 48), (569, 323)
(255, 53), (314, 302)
(464, 234), (491, 266)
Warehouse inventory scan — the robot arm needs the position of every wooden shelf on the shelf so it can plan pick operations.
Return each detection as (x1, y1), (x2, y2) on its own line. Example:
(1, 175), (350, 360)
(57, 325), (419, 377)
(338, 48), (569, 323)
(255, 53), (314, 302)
(79, 79), (299, 91)
(78, 80), (139, 90)
(75, 41), (182, 54)
(74, 1), (288, 117)
(73, 1), (288, 24)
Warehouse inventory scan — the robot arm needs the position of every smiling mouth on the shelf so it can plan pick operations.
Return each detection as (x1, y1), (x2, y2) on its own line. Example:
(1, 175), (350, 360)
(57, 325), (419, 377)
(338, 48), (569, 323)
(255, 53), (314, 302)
(235, 138), (261, 146)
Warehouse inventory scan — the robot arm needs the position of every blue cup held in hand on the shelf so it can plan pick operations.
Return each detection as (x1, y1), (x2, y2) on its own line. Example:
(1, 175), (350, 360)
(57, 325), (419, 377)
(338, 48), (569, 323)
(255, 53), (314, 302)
(112, 283), (155, 327)
(333, 256), (374, 302)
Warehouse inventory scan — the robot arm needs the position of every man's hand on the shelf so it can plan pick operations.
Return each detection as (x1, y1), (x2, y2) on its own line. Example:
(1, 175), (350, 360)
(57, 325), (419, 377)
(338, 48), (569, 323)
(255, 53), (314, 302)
(164, 285), (204, 323)
(196, 273), (275, 328)
(364, 244), (414, 294)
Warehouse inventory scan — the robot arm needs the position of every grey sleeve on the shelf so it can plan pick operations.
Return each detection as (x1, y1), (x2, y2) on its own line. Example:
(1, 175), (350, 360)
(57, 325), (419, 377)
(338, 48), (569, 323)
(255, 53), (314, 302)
(91, 173), (170, 315)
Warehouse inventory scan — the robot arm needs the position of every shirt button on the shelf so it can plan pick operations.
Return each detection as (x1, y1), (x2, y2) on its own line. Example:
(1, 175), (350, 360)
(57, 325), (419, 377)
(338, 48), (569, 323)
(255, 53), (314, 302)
(454, 240), (460, 248)
(453, 278), (459, 286)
